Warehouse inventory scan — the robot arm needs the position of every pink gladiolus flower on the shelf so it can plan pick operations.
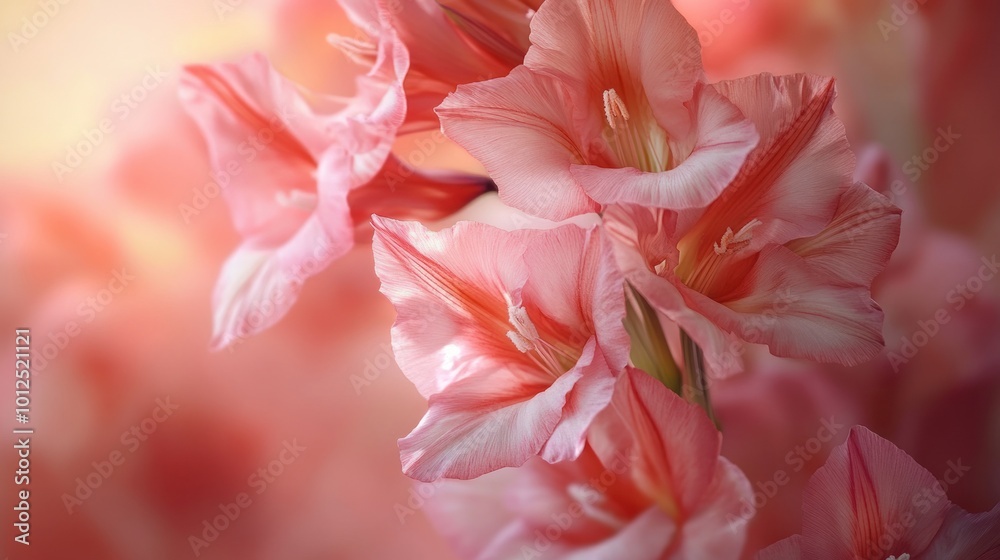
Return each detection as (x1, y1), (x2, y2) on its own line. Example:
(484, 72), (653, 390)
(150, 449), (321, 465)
(758, 426), (1000, 560)
(180, 43), (491, 349)
(371, 217), (629, 481)
(335, 0), (537, 131)
(437, 0), (760, 220)
(422, 368), (753, 559)
(606, 74), (901, 376)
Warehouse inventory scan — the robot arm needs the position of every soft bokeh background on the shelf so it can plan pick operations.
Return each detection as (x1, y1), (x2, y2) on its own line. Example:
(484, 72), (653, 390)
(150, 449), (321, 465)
(1, 0), (997, 558)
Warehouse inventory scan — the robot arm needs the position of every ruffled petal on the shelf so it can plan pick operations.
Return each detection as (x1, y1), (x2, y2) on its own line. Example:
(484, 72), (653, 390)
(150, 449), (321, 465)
(573, 82), (758, 210)
(398, 366), (582, 481)
(437, 66), (600, 220)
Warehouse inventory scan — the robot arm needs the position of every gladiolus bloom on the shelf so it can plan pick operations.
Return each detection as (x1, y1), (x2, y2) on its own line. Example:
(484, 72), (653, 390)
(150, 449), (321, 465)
(758, 426), (1000, 560)
(606, 74), (901, 376)
(181, 41), (490, 348)
(371, 217), (629, 481)
(437, 0), (759, 221)
(422, 368), (753, 559)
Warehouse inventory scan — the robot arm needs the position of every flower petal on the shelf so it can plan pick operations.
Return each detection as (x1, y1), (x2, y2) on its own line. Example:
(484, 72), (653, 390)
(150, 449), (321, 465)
(565, 507), (676, 560)
(786, 181), (901, 288)
(371, 217), (528, 398)
(689, 244), (887, 366)
(573, 82), (758, 210)
(179, 53), (324, 241)
(520, 224), (630, 371)
(756, 535), (803, 560)
(398, 365), (582, 481)
(676, 458), (754, 560)
(920, 503), (1000, 559)
(209, 149), (357, 349)
(604, 204), (744, 377)
(525, 0), (702, 134)
(437, 66), (600, 220)
(612, 367), (722, 517)
(688, 74), (854, 255)
(801, 426), (949, 560)
(538, 345), (617, 464)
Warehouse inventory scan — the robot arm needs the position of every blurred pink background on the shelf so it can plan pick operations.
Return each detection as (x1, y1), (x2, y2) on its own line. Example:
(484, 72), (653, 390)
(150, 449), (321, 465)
(1, 0), (997, 558)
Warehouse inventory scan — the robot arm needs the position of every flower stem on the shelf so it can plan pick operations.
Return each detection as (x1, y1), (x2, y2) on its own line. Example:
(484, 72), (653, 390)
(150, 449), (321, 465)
(624, 283), (681, 393)
(680, 330), (718, 427)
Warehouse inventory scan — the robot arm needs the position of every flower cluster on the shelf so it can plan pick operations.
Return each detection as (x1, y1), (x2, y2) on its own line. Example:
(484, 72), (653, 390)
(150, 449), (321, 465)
(180, 0), (1000, 557)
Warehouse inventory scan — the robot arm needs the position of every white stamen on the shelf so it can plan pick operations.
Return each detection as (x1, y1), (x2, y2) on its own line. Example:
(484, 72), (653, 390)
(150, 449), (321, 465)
(275, 189), (318, 211)
(603, 88), (629, 129)
(886, 555), (910, 560)
(507, 330), (535, 353)
(506, 305), (539, 352)
(713, 218), (763, 256)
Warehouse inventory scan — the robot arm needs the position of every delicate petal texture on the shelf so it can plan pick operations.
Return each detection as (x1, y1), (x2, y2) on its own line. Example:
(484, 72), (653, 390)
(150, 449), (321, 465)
(611, 367), (722, 517)
(677, 457), (754, 558)
(681, 74), (853, 257)
(525, 0), (701, 132)
(689, 245), (888, 365)
(538, 347), (617, 464)
(564, 508), (676, 560)
(801, 426), (949, 560)
(605, 73), (899, 369)
(573, 83), (758, 210)
(181, 32), (408, 347)
(604, 204), (745, 378)
(438, 0), (757, 219)
(786, 182), (902, 288)
(371, 217), (527, 399)
(337, 0), (516, 130)
(438, 67), (600, 220)
(437, 0), (542, 68)
(372, 217), (628, 480)
(422, 367), (751, 559)
(520, 221), (632, 371)
(209, 149), (356, 348)
(180, 53), (327, 241)
(756, 535), (803, 560)
(920, 504), (1000, 560)
(398, 363), (583, 481)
